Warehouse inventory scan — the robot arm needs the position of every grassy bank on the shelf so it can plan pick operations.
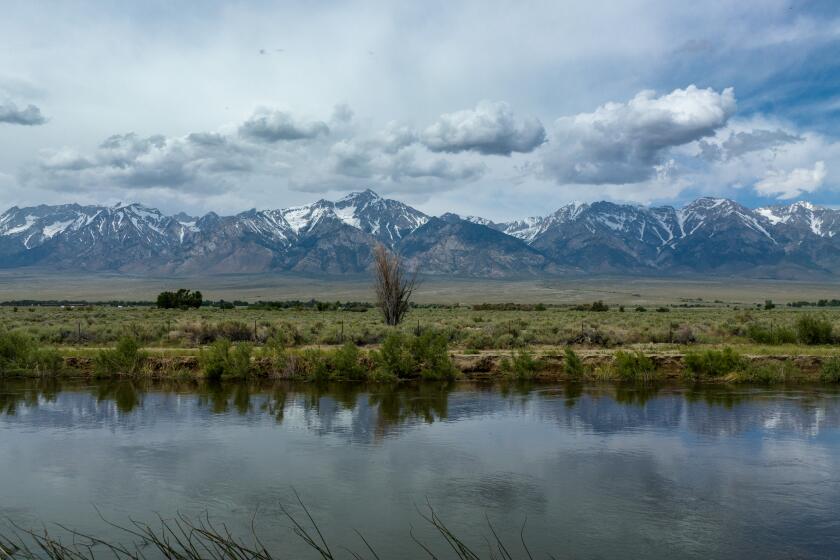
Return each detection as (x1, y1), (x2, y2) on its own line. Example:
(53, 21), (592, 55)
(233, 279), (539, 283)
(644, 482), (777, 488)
(2, 333), (840, 385)
(3, 302), (840, 384)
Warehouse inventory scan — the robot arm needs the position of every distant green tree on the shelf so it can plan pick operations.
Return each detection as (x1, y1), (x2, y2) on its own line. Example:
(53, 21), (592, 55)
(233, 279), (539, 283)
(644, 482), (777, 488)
(157, 289), (203, 309)
(590, 300), (609, 312)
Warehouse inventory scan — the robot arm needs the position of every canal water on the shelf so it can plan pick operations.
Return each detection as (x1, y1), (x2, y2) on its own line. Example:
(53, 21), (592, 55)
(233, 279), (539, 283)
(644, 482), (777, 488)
(1, 380), (839, 558)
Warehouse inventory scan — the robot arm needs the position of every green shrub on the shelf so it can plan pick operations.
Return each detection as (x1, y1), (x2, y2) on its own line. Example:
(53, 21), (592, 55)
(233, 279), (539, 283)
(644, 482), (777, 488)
(32, 348), (63, 373)
(0, 330), (62, 375)
(367, 367), (398, 383)
(494, 333), (519, 349)
(329, 342), (367, 381)
(260, 335), (288, 372)
(820, 357), (840, 383)
(735, 361), (797, 384)
(376, 332), (415, 378)
(563, 347), (585, 378)
(462, 330), (494, 351)
(201, 339), (252, 381)
(184, 320), (253, 344)
(283, 349), (322, 379)
(375, 330), (457, 380)
(216, 321), (253, 342)
(270, 322), (308, 346)
(683, 347), (745, 379)
(0, 330), (36, 370)
(587, 365), (617, 382)
(500, 349), (541, 380)
(412, 331), (458, 380)
(614, 351), (657, 382)
(94, 336), (147, 376)
(796, 315), (834, 345)
(746, 323), (797, 345)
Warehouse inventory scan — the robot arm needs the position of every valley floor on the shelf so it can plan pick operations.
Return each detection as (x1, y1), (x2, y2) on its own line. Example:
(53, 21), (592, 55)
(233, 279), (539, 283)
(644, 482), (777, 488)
(1, 270), (840, 304)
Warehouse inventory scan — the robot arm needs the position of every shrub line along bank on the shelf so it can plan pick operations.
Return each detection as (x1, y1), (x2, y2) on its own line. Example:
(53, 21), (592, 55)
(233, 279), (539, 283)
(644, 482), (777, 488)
(3, 330), (840, 385)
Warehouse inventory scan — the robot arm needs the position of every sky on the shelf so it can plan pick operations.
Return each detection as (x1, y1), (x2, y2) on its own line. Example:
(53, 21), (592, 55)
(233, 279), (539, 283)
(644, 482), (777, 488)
(1, 0), (839, 221)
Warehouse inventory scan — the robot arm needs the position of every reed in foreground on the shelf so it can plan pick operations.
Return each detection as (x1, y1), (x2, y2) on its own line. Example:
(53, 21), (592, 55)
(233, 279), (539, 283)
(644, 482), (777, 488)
(0, 497), (550, 560)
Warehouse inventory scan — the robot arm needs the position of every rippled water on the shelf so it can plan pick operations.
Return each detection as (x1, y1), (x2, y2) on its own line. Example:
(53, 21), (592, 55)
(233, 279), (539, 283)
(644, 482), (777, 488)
(1, 380), (840, 558)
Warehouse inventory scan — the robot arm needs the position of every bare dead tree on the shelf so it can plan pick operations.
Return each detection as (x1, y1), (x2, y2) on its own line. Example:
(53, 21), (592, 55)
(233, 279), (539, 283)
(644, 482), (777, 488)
(373, 244), (417, 326)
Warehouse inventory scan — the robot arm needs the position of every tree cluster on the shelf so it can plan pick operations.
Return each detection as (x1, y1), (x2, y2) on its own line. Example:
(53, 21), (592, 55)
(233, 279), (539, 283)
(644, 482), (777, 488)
(156, 289), (203, 309)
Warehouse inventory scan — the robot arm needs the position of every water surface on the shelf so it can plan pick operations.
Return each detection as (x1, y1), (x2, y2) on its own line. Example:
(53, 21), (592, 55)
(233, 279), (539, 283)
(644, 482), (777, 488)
(2, 380), (839, 558)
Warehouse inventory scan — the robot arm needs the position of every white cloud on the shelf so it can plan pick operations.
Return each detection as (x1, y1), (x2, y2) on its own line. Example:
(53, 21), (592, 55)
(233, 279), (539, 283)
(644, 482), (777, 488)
(328, 139), (485, 183)
(26, 131), (259, 194)
(421, 101), (545, 156)
(676, 115), (840, 203)
(541, 85), (736, 184)
(754, 161), (827, 199)
(22, 105), (488, 203)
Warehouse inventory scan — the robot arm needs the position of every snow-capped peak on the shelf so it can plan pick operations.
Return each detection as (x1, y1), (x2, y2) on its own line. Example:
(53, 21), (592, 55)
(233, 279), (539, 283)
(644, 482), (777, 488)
(756, 200), (835, 237)
(281, 201), (336, 234)
(792, 200), (816, 211)
(336, 188), (381, 205)
(464, 215), (496, 227)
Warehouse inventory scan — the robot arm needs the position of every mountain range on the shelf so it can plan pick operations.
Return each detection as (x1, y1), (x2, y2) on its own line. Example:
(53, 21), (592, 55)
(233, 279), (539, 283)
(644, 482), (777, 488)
(1, 189), (839, 279)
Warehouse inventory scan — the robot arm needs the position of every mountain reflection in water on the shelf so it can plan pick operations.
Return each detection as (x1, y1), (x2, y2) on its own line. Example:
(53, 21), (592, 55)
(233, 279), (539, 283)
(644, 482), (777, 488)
(2, 379), (839, 440)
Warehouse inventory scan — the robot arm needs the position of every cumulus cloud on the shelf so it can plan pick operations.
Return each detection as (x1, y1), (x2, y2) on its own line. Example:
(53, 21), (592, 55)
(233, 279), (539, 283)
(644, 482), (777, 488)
(698, 128), (802, 161)
(387, 149), (485, 181)
(421, 101), (546, 156)
(239, 108), (330, 142)
(330, 140), (375, 178)
(541, 85), (736, 184)
(0, 100), (47, 126)
(24, 104), (488, 198)
(377, 122), (418, 154)
(329, 140), (484, 183)
(330, 104), (354, 124)
(678, 115), (840, 203)
(28, 131), (257, 193)
(754, 161), (827, 199)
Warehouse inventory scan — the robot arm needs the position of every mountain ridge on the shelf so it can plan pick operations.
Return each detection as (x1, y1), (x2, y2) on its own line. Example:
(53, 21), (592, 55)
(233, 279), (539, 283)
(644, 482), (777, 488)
(2, 191), (839, 278)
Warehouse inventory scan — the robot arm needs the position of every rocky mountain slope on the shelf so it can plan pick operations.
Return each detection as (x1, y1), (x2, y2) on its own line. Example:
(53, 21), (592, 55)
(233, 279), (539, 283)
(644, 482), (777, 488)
(2, 190), (839, 278)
